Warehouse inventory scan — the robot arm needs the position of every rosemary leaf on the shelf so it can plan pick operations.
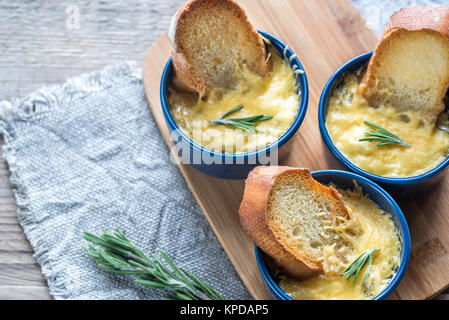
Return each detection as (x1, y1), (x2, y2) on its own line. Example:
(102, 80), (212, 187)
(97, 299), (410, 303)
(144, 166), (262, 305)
(219, 105), (243, 119)
(83, 229), (226, 300)
(359, 121), (411, 147)
(209, 106), (273, 132)
(341, 248), (380, 286)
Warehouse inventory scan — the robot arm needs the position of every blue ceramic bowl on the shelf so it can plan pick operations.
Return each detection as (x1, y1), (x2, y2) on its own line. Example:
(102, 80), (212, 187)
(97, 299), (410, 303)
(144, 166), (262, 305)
(318, 53), (449, 197)
(255, 170), (411, 300)
(160, 31), (309, 179)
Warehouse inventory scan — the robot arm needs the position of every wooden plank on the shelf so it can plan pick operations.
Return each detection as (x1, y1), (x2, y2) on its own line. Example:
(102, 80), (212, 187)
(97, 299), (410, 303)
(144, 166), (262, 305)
(0, 239), (33, 252)
(143, 0), (449, 300)
(0, 286), (51, 300)
(0, 0), (186, 101)
(0, 264), (46, 286)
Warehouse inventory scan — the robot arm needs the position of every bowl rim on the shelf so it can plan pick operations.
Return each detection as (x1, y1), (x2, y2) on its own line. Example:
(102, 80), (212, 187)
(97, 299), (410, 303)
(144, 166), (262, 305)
(159, 30), (309, 160)
(318, 52), (449, 185)
(255, 169), (411, 300)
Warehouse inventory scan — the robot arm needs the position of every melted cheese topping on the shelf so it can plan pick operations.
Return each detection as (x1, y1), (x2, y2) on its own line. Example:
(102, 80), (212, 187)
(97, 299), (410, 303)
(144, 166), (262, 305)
(280, 185), (401, 300)
(325, 72), (449, 178)
(168, 47), (300, 153)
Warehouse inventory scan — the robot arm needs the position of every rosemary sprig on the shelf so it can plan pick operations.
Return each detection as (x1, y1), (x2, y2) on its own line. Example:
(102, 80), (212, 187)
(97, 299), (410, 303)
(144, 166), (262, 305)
(83, 229), (225, 300)
(209, 105), (273, 133)
(341, 248), (380, 285)
(359, 121), (411, 147)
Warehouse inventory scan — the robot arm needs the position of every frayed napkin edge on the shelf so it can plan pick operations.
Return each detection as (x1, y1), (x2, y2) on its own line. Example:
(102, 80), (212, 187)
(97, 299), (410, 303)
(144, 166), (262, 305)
(0, 61), (142, 299)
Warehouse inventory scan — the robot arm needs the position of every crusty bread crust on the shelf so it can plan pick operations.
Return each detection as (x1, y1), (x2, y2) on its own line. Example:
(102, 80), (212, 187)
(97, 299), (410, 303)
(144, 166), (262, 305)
(169, 0), (268, 93)
(385, 6), (449, 34)
(238, 166), (351, 280)
(359, 6), (449, 124)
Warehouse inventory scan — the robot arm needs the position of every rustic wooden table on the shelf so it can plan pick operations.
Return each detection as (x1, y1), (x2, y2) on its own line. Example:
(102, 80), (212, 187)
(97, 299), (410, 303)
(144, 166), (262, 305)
(0, 0), (186, 300)
(0, 0), (447, 300)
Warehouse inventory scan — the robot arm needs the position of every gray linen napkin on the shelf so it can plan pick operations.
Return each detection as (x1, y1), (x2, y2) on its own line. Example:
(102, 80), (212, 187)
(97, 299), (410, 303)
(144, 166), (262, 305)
(0, 62), (251, 300)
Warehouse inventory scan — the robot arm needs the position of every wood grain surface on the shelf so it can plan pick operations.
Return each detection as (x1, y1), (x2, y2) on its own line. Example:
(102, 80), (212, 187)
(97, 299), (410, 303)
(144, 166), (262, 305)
(143, 0), (449, 300)
(1, 0), (448, 300)
(0, 0), (186, 300)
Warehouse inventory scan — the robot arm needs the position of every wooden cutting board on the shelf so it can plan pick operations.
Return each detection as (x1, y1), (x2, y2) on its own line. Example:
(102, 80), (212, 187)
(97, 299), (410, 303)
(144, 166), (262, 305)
(143, 0), (449, 300)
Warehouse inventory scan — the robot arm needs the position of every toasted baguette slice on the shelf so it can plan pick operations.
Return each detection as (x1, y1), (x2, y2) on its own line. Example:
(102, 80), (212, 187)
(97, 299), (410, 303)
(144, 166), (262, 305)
(168, 0), (269, 93)
(358, 6), (449, 124)
(238, 166), (352, 280)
